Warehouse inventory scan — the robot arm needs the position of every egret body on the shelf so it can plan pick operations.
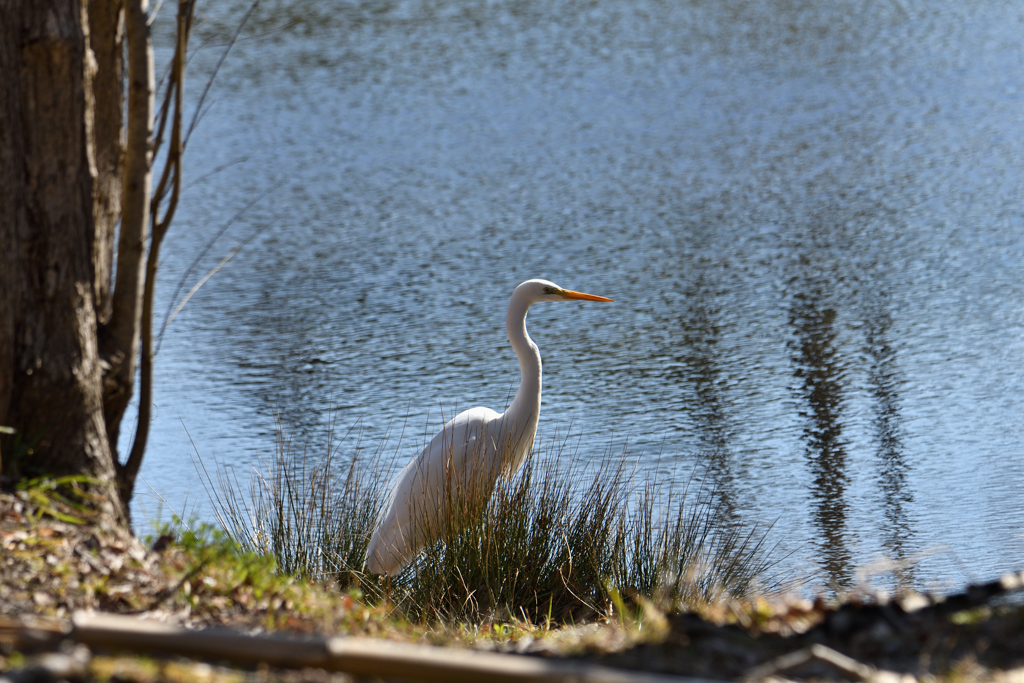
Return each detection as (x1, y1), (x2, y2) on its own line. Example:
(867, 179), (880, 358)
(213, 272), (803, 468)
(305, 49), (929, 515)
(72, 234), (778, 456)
(365, 279), (612, 574)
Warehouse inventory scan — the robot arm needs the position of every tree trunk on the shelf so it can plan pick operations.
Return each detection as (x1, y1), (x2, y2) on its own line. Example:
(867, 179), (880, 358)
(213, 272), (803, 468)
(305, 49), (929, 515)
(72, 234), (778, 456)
(2, 0), (199, 522)
(0, 0), (124, 519)
(88, 0), (124, 325)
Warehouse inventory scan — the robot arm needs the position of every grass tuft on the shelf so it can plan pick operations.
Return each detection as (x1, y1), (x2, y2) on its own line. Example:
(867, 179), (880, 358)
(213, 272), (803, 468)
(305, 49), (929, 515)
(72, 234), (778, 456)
(206, 415), (776, 626)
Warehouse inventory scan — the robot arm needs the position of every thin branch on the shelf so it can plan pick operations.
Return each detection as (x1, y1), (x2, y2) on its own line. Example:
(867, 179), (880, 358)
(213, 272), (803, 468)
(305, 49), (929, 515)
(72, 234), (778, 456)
(102, 0), (155, 455)
(121, 0), (261, 507)
(151, 68), (173, 156)
(146, 0), (166, 26)
(157, 26), (219, 98)
(155, 182), (281, 352)
(185, 0), (261, 146)
(190, 98), (220, 135)
(157, 217), (272, 352)
(151, 1), (194, 204)
(744, 644), (876, 682)
(121, 0), (191, 505)
(234, 18), (302, 43)
(167, 246), (241, 327)
(182, 155), (249, 191)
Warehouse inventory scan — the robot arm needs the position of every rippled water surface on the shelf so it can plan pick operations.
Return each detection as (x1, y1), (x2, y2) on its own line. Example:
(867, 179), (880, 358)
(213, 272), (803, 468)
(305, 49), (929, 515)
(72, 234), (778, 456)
(134, 0), (1024, 591)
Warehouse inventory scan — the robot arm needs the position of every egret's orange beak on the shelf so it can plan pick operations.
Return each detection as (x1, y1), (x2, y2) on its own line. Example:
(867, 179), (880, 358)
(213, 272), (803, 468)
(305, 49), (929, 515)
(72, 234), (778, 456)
(560, 289), (613, 302)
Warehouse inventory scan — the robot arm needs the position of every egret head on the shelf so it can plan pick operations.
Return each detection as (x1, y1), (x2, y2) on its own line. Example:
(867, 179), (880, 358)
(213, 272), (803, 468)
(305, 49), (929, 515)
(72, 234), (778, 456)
(516, 279), (614, 304)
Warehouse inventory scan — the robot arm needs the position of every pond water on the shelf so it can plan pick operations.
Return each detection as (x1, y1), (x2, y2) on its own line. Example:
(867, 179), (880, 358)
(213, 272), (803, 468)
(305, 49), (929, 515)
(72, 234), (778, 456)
(132, 0), (1024, 593)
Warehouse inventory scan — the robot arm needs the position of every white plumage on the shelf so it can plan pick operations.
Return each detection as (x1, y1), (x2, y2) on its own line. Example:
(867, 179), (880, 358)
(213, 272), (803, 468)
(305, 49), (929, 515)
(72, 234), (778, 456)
(365, 279), (612, 575)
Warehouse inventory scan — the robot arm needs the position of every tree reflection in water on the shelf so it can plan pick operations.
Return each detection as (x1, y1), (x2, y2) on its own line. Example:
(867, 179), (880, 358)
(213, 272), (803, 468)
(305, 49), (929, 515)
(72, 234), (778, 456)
(865, 298), (915, 586)
(790, 281), (852, 588)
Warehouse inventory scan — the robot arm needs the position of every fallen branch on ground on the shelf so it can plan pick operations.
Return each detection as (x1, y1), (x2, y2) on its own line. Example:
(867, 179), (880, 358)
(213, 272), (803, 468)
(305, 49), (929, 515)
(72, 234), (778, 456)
(71, 612), (722, 683)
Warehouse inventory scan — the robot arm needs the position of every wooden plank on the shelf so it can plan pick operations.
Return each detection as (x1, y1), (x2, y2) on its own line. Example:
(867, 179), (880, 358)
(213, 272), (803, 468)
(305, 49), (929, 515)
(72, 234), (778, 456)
(72, 612), (720, 683)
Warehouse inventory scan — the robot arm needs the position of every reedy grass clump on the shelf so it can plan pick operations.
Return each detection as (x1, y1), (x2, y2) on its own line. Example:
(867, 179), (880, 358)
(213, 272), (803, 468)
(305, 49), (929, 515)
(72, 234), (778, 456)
(207, 418), (775, 626)
(204, 415), (392, 581)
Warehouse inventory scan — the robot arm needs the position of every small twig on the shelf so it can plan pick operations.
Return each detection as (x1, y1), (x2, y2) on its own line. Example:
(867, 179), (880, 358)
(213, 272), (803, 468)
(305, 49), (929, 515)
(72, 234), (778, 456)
(184, 0), (261, 146)
(155, 183), (282, 353)
(744, 644), (876, 682)
(164, 245), (241, 328)
(188, 98), (217, 136)
(183, 155), (249, 191)
(146, 0), (166, 25)
(234, 18), (303, 43)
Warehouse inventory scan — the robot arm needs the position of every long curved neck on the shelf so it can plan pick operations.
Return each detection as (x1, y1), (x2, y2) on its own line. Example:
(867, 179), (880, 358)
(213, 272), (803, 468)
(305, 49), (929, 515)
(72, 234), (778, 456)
(503, 294), (542, 439)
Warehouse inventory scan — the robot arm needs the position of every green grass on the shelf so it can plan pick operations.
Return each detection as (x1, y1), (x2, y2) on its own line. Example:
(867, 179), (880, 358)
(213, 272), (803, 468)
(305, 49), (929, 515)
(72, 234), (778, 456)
(205, 415), (776, 626)
(15, 474), (104, 524)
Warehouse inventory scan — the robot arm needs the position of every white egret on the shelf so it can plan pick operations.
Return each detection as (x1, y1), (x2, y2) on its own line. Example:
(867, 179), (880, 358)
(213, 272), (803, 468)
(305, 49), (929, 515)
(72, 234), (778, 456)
(365, 279), (613, 575)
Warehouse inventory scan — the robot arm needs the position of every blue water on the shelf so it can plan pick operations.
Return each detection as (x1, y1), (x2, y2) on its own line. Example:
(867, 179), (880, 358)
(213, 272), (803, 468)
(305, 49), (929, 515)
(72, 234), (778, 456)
(132, 0), (1024, 592)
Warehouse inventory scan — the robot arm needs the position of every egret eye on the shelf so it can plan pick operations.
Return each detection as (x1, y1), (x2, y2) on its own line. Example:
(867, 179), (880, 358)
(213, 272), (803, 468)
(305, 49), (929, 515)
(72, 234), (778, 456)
(543, 286), (559, 295)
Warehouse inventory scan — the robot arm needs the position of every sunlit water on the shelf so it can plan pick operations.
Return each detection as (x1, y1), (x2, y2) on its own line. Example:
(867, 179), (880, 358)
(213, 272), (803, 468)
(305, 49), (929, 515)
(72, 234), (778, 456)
(131, 0), (1024, 592)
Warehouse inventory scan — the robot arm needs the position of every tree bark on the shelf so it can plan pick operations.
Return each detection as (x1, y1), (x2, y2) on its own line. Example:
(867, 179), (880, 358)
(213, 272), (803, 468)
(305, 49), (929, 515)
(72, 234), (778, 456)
(88, 0), (124, 325)
(0, 0), (123, 518)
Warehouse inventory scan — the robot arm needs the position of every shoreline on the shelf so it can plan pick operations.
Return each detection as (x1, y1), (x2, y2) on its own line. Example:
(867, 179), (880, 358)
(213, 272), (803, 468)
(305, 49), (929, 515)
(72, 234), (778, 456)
(2, 489), (1023, 682)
